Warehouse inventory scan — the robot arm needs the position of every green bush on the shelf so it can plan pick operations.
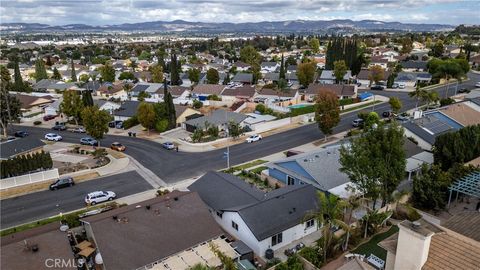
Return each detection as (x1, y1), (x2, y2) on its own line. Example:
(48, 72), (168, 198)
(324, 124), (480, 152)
(339, 98), (355, 106)
(123, 115), (139, 129)
(440, 98), (454, 107)
(33, 120), (42, 125)
(193, 100), (203, 109)
(299, 247), (323, 268)
(255, 104), (266, 114)
(155, 119), (169, 133)
(290, 105), (315, 116)
(207, 95), (221, 101)
(275, 254), (305, 270)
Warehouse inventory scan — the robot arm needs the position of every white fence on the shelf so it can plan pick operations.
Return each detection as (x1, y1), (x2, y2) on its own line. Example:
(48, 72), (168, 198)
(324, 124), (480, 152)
(0, 169), (59, 190)
(250, 118), (291, 133)
(266, 102), (290, 113)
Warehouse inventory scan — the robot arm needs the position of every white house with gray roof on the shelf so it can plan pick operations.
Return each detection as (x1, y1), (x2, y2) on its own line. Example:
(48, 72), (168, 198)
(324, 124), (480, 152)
(183, 109), (249, 132)
(189, 171), (319, 258)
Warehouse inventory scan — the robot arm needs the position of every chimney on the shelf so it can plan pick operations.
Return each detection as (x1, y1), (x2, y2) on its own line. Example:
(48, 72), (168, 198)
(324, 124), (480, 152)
(393, 220), (434, 270)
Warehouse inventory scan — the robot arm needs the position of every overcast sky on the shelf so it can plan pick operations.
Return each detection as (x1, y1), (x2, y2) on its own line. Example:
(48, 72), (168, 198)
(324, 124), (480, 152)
(1, 0), (479, 26)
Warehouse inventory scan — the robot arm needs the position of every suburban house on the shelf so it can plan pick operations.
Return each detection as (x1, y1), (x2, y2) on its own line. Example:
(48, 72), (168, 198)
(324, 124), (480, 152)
(233, 61), (251, 72)
(403, 100), (480, 150)
(81, 191), (239, 270)
(378, 217), (480, 270)
(174, 105), (201, 127)
(222, 85), (256, 101)
(394, 72), (432, 87)
(192, 84), (226, 101)
(318, 70), (352, 84)
(94, 100), (121, 114)
(189, 171), (319, 258)
(262, 72), (280, 84)
(357, 69), (392, 87)
(232, 73), (253, 84)
(113, 100), (141, 121)
(286, 65), (297, 74)
(0, 138), (45, 160)
(368, 56), (390, 69)
(400, 61), (428, 72)
(304, 84), (357, 101)
(183, 109), (248, 132)
(32, 79), (62, 92)
(255, 88), (299, 103)
(43, 98), (62, 116)
(1, 222), (75, 270)
(260, 62), (280, 73)
(130, 82), (163, 98)
(15, 94), (53, 111)
(96, 83), (127, 99)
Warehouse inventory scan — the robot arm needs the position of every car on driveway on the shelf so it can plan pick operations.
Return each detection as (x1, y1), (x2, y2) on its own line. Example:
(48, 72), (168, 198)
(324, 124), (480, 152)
(71, 127), (86, 133)
(14, 131), (28, 137)
(246, 134), (262, 143)
(352, 119), (364, 127)
(85, 191), (116, 205)
(52, 124), (66, 131)
(49, 177), (74, 190)
(162, 142), (175, 150)
(475, 82), (480, 88)
(370, 85), (385, 90)
(458, 87), (470, 93)
(80, 137), (98, 146)
(109, 120), (123, 128)
(43, 115), (57, 121)
(45, 133), (62, 141)
(111, 142), (126, 151)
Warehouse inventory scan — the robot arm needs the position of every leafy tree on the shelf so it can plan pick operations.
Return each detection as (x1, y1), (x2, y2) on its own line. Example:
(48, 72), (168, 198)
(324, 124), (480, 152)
(137, 102), (156, 133)
(386, 73), (395, 88)
(227, 120), (242, 139)
(0, 67), (21, 137)
(193, 100), (203, 109)
(297, 61), (316, 88)
(279, 54), (286, 80)
(137, 91), (151, 102)
(435, 59), (466, 97)
(99, 63), (115, 82)
(150, 64), (164, 83)
(368, 65), (384, 86)
(206, 68), (219, 84)
(309, 38), (320, 54)
(81, 105), (112, 145)
(306, 192), (347, 263)
(13, 60), (27, 92)
(333, 60), (348, 84)
(118, 71), (135, 81)
(60, 90), (84, 126)
(433, 125), (480, 170)
(188, 68), (201, 84)
(286, 55), (297, 66)
(431, 40), (444, 57)
(239, 45), (261, 66)
(52, 67), (62, 80)
(276, 255), (304, 270)
(79, 74), (90, 83)
(412, 164), (451, 210)
(35, 59), (48, 82)
(82, 90), (94, 107)
(364, 112), (380, 129)
(400, 37), (413, 55)
(315, 91), (340, 140)
(340, 122), (406, 207)
(389, 97), (402, 114)
(70, 58), (77, 82)
(138, 51), (151, 61)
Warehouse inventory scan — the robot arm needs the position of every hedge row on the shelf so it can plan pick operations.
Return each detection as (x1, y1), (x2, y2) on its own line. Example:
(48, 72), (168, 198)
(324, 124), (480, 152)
(1, 151), (53, 179)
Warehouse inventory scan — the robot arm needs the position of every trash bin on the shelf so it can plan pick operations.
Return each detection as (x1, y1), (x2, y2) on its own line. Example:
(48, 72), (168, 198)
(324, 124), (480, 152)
(128, 132), (132, 137)
(133, 132), (136, 137)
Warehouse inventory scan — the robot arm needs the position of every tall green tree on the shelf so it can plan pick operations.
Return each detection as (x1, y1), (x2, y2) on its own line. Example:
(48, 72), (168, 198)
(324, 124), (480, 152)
(315, 90), (340, 140)
(412, 164), (451, 210)
(368, 65), (384, 86)
(431, 40), (445, 58)
(389, 97), (402, 114)
(52, 67), (62, 80)
(333, 60), (348, 84)
(408, 86), (428, 109)
(170, 54), (180, 85)
(279, 54), (286, 80)
(239, 45), (261, 66)
(206, 68), (219, 84)
(99, 63), (115, 82)
(433, 125), (480, 170)
(35, 59), (48, 82)
(81, 105), (112, 145)
(0, 66), (21, 137)
(70, 58), (77, 82)
(297, 61), (316, 88)
(60, 90), (84, 126)
(82, 90), (94, 107)
(13, 60), (26, 92)
(340, 122), (406, 207)
(137, 102), (156, 133)
(150, 64), (164, 83)
(188, 68), (201, 84)
(309, 38), (320, 54)
(163, 79), (176, 129)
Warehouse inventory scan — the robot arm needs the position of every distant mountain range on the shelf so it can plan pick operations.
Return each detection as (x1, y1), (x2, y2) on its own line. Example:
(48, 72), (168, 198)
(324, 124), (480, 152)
(0, 20), (454, 34)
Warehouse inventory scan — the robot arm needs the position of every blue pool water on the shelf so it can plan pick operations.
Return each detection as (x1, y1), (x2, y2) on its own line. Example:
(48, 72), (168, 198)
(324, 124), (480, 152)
(288, 104), (312, 109)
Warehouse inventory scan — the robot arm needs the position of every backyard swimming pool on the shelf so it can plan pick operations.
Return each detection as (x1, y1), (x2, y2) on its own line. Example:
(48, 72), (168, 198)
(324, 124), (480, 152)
(288, 104), (312, 109)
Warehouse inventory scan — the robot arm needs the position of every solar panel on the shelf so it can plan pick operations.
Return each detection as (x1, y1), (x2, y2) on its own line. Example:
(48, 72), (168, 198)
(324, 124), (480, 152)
(422, 115), (453, 134)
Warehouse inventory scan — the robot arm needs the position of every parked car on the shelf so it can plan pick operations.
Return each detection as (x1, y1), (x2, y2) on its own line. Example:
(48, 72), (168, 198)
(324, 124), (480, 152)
(370, 85), (385, 91)
(398, 83), (406, 89)
(43, 115), (57, 121)
(80, 137), (98, 146)
(391, 83), (399, 89)
(52, 124), (66, 131)
(71, 127), (86, 133)
(115, 121), (124, 129)
(475, 82), (480, 88)
(111, 142), (126, 151)
(109, 120), (123, 128)
(45, 133), (62, 141)
(49, 177), (74, 190)
(14, 131), (28, 137)
(162, 142), (175, 150)
(382, 110), (393, 118)
(352, 119), (364, 127)
(458, 87), (470, 93)
(246, 134), (262, 143)
(84, 191), (116, 205)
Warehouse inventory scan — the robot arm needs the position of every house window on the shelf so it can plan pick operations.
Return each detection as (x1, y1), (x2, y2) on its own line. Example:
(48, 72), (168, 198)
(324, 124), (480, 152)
(286, 175), (295, 185)
(271, 233), (283, 246)
(305, 219), (314, 229)
(216, 211), (223, 219)
(232, 221), (239, 231)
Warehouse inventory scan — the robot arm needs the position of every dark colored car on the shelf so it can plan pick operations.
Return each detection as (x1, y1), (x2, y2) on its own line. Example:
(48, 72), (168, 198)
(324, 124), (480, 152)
(382, 110), (393, 118)
(43, 115), (57, 121)
(109, 120), (123, 128)
(49, 177), (74, 190)
(52, 124), (67, 131)
(14, 131), (29, 137)
(458, 88), (470, 93)
(370, 85), (385, 91)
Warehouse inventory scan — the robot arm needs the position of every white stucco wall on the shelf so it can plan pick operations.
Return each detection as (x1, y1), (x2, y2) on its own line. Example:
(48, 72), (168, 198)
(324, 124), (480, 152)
(394, 224), (432, 270)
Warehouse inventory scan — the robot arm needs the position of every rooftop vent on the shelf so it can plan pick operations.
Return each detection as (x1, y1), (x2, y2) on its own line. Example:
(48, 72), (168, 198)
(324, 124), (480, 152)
(173, 197), (179, 201)
(315, 155), (319, 158)
(31, 244), (39, 252)
(412, 221), (421, 229)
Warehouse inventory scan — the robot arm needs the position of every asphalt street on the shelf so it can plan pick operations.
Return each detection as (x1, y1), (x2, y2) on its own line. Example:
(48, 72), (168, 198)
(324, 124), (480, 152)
(0, 170), (152, 228)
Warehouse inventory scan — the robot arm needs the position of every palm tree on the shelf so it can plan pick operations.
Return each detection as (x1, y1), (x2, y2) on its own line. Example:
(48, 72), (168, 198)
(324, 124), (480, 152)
(306, 192), (348, 262)
(424, 91), (439, 109)
(343, 195), (369, 250)
(408, 85), (427, 110)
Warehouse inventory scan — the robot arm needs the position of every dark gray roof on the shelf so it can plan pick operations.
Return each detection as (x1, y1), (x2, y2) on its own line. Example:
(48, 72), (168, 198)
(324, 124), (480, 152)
(114, 100), (141, 118)
(185, 110), (249, 129)
(188, 171), (264, 211)
(400, 61), (428, 70)
(287, 65), (297, 71)
(189, 171), (318, 241)
(238, 185), (318, 240)
(263, 73), (280, 81)
(85, 81), (102, 91)
(33, 79), (60, 90)
(231, 240), (253, 256)
(261, 62), (278, 68)
(403, 121), (436, 145)
(131, 84), (149, 93)
(0, 138), (45, 159)
(232, 73), (253, 83)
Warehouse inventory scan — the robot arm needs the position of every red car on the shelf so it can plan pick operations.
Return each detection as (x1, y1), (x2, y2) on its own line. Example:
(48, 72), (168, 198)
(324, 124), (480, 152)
(43, 115), (57, 121)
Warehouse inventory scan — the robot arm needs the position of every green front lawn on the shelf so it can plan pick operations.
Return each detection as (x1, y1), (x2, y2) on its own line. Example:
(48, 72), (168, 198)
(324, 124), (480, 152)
(352, 225), (399, 261)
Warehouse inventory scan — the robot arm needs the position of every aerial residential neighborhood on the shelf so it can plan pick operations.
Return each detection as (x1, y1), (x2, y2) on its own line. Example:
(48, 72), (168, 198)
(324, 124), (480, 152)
(1, 1), (480, 270)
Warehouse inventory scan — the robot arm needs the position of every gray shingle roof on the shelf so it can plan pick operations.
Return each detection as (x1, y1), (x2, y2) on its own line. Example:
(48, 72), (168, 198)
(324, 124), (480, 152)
(400, 61), (427, 70)
(0, 138), (45, 159)
(185, 110), (248, 129)
(114, 100), (141, 118)
(232, 73), (253, 83)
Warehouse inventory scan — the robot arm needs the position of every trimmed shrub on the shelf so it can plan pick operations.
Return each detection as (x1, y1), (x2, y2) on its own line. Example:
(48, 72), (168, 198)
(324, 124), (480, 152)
(193, 100), (203, 109)
(33, 120), (42, 125)
(123, 115), (139, 129)
(154, 119), (169, 133)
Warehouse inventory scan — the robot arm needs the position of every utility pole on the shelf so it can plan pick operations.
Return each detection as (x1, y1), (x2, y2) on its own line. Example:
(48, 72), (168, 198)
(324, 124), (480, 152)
(225, 110), (230, 168)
